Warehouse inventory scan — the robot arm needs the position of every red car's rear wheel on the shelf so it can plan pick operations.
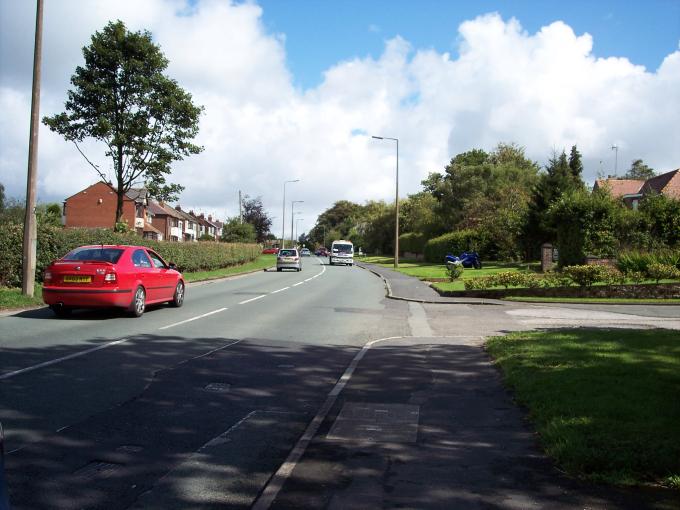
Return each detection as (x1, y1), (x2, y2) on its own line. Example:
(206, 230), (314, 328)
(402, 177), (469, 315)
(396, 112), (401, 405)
(129, 286), (146, 317)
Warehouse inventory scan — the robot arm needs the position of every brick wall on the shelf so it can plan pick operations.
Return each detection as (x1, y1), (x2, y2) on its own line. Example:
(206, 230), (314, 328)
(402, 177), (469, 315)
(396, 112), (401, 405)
(64, 182), (136, 229)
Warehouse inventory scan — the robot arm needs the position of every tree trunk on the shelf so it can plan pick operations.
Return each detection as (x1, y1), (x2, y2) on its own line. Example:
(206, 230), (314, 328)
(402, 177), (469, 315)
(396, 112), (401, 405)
(115, 145), (124, 225)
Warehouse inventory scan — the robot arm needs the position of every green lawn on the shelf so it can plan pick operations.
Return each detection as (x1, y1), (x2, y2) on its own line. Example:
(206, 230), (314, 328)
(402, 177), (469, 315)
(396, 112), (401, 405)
(486, 329), (680, 489)
(0, 255), (277, 310)
(503, 296), (680, 304)
(358, 256), (537, 287)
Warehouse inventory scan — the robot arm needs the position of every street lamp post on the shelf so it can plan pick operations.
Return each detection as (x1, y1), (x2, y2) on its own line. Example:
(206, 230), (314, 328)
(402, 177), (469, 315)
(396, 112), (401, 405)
(281, 179), (299, 249)
(611, 145), (618, 176)
(372, 135), (399, 268)
(291, 200), (304, 246)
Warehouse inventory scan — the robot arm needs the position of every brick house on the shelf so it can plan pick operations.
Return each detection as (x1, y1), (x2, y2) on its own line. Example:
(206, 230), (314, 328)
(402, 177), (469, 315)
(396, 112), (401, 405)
(174, 206), (199, 242)
(63, 181), (150, 232)
(593, 168), (680, 209)
(148, 200), (186, 242)
(196, 213), (220, 240)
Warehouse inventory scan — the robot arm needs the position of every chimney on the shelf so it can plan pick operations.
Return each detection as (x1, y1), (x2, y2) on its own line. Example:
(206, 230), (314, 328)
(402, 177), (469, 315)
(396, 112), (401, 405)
(175, 205), (182, 211)
(199, 213), (205, 219)
(208, 215), (212, 222)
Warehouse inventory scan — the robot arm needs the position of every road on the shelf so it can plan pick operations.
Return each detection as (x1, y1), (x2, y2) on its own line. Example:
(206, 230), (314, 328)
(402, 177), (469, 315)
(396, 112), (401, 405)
(0, 257), (678, 509)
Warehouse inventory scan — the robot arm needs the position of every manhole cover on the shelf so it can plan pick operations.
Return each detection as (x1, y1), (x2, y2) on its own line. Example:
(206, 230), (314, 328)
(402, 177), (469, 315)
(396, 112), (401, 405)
(73, 461), (122, 479)
(327, 402), (420, 443)
(204, 383), (231, 393)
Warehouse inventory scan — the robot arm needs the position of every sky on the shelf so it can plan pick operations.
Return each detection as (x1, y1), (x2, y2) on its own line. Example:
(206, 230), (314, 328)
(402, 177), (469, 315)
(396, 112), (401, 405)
(1, 0), (679, 238)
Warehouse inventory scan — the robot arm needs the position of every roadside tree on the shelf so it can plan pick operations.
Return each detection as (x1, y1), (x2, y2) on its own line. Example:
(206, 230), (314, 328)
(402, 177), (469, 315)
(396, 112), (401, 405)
(241, 195), (273, 243)
(221, 217), (256, 243)
(43, 20), (203, 225)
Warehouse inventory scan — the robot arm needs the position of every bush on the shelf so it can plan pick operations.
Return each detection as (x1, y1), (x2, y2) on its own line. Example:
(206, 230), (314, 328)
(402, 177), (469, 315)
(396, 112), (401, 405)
(399, 232), (427, 255)
(562, 265), (609, 287)
(424, 230), (485, 263)
(617, 249), (680, 275)
(445, 264), (464, 281)
(646, 263), (680, 284)
(0, 222), (260, 287)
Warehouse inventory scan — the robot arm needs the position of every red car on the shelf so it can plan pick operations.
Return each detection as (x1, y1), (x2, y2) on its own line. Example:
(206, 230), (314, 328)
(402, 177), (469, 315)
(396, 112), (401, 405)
(42, 245), (185, 317)
(262, 247), (279, 254)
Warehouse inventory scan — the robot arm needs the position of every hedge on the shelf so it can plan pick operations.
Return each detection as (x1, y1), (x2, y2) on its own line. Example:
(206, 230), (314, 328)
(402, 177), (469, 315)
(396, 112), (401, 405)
(0, 223), (260, 287)
(616, 249), (680, 274)
(399, 232), (427, 255)
(424, 230), (486, 263)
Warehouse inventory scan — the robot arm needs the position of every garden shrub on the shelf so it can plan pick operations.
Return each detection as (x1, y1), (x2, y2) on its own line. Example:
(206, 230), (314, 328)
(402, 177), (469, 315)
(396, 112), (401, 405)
(617, 249), (680, 275)
(445, 264), (464, 281)
(645, 263), (680, 284)
(0, 222), (260, 287)
(399, 232), (428, 255)
(562, 265), (609, 287)
(424, 230), (485, 263)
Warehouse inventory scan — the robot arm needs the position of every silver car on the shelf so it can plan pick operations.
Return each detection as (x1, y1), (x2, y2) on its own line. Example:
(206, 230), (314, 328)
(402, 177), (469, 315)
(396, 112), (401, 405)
(277, 248), (302, 272)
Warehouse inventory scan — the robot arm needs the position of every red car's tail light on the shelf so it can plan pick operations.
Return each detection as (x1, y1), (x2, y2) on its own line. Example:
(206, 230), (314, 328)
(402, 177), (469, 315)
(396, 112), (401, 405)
(104, 273), (117, 282)
(44, 270), (52, 282)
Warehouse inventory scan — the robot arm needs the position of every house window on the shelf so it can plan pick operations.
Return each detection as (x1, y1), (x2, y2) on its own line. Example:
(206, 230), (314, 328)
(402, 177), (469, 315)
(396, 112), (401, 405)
(136, 204), (144, 218)
(632, 199), (639, 210)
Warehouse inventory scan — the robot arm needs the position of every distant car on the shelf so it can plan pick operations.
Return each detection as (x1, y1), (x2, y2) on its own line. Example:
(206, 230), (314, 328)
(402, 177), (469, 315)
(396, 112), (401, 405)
(42, 245), (185, 317)
(300, 248), (311, 257)
(277, 248), (302, 272)
(262, 247), (279, 254)
(316, 248), (328, 256)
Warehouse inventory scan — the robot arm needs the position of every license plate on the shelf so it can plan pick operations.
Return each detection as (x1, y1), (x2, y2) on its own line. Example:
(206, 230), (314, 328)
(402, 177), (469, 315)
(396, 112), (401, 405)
(63, 275), (92, 283)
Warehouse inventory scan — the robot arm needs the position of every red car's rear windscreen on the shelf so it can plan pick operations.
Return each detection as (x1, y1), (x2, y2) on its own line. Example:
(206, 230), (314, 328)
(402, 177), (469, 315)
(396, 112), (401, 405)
(62, 247), (124, 263)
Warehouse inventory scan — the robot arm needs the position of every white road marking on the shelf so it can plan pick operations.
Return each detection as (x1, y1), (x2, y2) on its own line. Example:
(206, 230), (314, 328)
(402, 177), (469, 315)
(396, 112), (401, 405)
(292, 282), (304, 287)
(0, 337), (130, 381)
(270, 287), (290, 294)
(239, 295), (267, 305)
(159, 307), (228, 330)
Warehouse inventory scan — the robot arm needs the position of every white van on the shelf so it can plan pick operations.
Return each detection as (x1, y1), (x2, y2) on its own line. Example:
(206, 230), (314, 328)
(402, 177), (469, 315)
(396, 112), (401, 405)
(329, 240), (354, 266)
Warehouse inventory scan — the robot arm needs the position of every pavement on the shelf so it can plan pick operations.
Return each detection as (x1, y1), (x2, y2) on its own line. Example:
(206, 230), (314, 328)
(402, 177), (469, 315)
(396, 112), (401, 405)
(355, 262), (502, 304)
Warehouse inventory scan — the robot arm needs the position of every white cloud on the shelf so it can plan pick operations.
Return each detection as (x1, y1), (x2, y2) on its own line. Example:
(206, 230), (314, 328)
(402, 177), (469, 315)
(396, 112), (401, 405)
(1, 3), (678, 234)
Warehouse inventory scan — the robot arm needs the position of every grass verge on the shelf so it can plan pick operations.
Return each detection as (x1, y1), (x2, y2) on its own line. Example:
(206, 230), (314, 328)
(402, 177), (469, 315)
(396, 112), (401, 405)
(182, 254), (276, 282)
(0, 285), (44, 310)
(502, 296), (680, 304)
(486, 329), (680, 488)
(0, 255), (277, 310)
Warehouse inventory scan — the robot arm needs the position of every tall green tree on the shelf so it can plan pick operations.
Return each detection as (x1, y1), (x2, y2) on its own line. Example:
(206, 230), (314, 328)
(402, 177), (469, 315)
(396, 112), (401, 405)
(0, 183), (5, 213)
(221, 217), (256, 243)
(522, 147), (586, 256)
(241, 195), (273, 243)
(43, 20), (203, 225)
(623, 159), (656, 180)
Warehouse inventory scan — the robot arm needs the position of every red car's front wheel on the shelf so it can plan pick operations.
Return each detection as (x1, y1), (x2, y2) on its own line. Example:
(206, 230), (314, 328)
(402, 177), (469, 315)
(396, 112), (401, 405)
(172, 281), (185, 307)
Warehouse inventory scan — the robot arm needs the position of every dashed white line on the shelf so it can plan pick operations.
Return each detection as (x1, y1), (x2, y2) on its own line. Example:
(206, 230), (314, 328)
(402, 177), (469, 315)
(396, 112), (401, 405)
(270, 287), (290, 294)
(159, 307), (228, 330)
(0, 337), (131, 380)
(239, 295), (267, 305)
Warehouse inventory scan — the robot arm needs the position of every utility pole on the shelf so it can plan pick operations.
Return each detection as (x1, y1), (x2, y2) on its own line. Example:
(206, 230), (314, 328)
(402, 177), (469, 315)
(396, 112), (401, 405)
(238, 190), (243, 223)
(22, 0), (44, 297)
(611, 145), (618, 176)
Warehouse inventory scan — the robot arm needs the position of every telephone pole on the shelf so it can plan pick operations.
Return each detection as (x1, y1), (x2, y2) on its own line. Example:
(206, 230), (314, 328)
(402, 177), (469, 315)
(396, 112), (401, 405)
(22, 0), (44, 297)
(238, 190), (243, 223)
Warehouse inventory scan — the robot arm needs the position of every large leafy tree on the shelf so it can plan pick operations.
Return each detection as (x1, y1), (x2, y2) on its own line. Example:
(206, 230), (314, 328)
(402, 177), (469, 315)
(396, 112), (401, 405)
(422, 143), (539, 259)
(241, 195), (273, 243)
(43, 20), (203, 224)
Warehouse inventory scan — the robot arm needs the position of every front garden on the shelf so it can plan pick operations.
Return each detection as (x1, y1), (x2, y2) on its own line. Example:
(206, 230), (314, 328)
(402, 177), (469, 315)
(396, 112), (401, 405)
(358, 249), (680, 301)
